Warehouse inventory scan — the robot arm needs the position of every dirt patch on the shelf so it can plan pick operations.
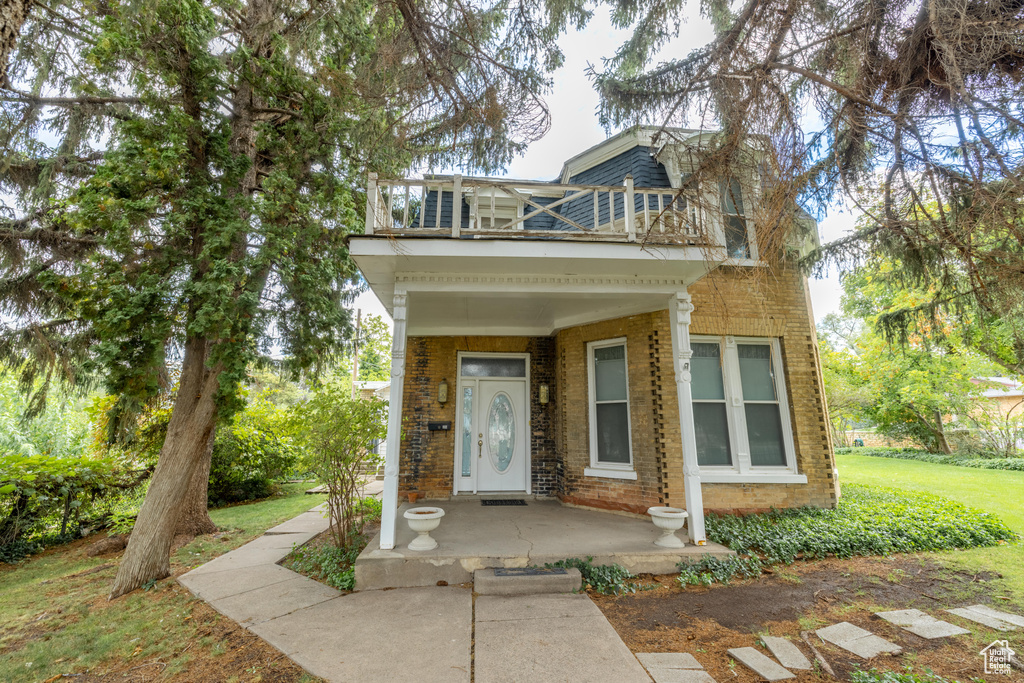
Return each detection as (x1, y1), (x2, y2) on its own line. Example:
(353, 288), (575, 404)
(594, 555), (1015, 682)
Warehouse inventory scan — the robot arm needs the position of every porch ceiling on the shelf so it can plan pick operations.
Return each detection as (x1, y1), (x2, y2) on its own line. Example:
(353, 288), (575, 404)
(349, 236), (718, 335)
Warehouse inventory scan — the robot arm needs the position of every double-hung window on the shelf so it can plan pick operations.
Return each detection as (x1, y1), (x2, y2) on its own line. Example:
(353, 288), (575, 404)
(690, 336), (803, 483)
(720, 178), (753, 260)
(585, 338), (636, 480)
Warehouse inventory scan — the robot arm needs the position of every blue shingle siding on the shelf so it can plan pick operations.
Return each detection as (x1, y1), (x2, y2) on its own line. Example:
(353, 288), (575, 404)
(523, 195), (558, 230)
(413, 146), (673, 232)
(420, 188), (470, 229)
(557, 146), (673, 230)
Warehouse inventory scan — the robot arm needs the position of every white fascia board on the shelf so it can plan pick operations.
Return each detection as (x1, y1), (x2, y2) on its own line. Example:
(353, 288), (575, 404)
(408, 324), (555, 336)
(559, 131), (648, 183)
(350, 236), (709, 267)
(349, 236), (720, 318)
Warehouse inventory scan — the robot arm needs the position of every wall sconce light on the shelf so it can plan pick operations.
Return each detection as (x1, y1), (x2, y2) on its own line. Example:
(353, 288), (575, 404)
(539, 383), (550, 405)
(438, 379), (449, 405)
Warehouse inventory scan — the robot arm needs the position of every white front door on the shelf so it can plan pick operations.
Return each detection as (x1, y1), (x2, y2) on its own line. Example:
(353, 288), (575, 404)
(475, 379), (528, 491)
(454, 353), (530, 494)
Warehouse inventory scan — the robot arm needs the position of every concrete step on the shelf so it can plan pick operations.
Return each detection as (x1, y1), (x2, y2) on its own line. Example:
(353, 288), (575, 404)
(474, 567), (582, 595)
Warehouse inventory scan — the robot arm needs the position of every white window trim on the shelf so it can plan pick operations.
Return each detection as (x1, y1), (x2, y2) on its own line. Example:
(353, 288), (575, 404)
(586, 337), (636, 478)
(692, 335), (805, 483)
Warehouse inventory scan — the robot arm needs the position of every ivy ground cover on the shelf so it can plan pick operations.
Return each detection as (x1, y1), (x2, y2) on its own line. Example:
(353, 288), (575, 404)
(680, 483), (1015, 586)
(837, 452), (1024, 603)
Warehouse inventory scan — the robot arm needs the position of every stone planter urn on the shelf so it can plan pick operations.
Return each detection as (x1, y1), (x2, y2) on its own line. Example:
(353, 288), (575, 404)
(404, 507), (445, 551)
(647, 506), (688, 548)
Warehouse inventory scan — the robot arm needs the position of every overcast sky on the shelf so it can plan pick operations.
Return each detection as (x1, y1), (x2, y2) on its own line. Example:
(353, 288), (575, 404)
(354, 9), (857, 327)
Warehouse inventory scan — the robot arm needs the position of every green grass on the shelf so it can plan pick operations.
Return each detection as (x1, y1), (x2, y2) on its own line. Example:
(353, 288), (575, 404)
(175, 482), (325, 568)
(0, 483), (325, 682)
(837, 453), (1024, 603)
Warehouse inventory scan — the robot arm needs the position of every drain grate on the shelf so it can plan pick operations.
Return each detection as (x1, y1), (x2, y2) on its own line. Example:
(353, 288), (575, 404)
(481, 499), (527, 506)
(494, 567), (567, 576)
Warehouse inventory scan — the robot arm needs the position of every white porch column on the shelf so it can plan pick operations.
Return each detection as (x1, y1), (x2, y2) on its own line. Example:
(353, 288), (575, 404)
(379, 287), (408, 550)
(668, 290), (707, 545)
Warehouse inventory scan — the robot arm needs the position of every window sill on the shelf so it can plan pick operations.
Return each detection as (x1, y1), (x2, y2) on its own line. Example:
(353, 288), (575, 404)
(584, 467), (638, 481)
(699, 472), (807, 484)
(720, 257), (766, 268)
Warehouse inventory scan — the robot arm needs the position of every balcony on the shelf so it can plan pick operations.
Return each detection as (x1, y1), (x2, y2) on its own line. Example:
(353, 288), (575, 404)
(364, 173), (713, 246)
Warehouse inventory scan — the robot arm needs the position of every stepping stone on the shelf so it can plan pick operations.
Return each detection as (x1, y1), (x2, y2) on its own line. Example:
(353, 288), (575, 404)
(761, 636), (812, 670)
(646, 670), (717, 683)
(875, 609), (970, 639)
(727, 647), (795, 681)
(816, 622), (903, 658)
(947, 605), (1024, 631)
(637, 653), (717, 683)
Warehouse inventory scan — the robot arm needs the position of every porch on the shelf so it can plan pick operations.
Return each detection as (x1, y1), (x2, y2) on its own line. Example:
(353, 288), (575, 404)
(354, 498), (734, 590)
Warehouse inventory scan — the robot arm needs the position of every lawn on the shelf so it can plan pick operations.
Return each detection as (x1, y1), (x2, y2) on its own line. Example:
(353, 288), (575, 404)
(0, 482), (326, 682)
(836, 453), (1024, 602)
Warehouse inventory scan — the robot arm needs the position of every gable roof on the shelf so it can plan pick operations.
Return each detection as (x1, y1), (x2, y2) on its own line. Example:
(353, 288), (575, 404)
(557, 126), (701, 183)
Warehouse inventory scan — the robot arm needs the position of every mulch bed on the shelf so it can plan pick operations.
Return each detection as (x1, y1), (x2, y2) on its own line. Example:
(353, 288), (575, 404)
(593, 555), (1014, 682)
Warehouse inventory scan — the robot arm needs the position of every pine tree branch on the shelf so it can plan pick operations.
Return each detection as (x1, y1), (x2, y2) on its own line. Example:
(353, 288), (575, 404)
(0, 90), (152, 106)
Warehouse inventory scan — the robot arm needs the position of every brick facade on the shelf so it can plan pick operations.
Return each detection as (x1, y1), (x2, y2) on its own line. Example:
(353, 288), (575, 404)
(398, 336), (557, 500)
(397, 263), (838, 514)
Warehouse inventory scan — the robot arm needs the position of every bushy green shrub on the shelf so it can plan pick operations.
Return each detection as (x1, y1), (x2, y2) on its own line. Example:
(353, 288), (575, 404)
(676, 484), (1015, 586)
(292, 378), (387, 546)
(284, 496), (383, 590)
(839, 446), (1024, 471)
(208, 391), (299, 507)
(0, 452), (141, 561)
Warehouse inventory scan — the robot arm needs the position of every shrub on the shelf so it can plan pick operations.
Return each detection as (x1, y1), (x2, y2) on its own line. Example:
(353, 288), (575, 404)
(0, 452), (142, 560)
(839, 446), (1024, 471)
(546, 557), (649, 595)
(284, 496), (383, 590)
(208, 391), (299, 507)
(676, 484), (1015, 586)
(287, 541), (362, 590)
(292, 379), (387, 546)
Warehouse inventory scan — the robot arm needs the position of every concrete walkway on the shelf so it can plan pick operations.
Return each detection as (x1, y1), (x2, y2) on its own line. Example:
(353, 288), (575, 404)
(178, 503), (651, 682)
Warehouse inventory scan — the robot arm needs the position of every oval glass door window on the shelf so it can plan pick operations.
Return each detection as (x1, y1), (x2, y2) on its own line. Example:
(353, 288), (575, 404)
(487, 393), (515, 473)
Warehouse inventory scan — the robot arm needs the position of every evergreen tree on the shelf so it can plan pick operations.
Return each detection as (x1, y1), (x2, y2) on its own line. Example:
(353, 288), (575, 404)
(1, 0), (575, 597)
(590, 0), (1024, 339)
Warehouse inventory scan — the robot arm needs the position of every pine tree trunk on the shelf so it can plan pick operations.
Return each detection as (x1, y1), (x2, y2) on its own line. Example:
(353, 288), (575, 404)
(0, 0), (30, 86)
(173, 427), (218, 537)
(110, 338), (221, 598)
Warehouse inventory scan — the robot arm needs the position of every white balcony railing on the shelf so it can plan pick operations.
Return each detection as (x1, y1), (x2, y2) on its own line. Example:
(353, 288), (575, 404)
(364, 173), (710, 245)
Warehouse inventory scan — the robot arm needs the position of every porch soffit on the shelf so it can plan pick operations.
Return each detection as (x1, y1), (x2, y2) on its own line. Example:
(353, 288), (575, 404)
(349, 237), (719, 336)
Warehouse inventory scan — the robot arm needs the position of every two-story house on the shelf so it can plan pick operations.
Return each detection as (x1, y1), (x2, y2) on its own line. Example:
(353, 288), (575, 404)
(349, 126), (838, 557)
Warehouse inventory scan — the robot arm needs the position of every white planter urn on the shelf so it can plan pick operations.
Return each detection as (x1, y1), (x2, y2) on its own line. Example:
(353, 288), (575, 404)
(404, 507), (445, 551)
(647, 506), (688, 548)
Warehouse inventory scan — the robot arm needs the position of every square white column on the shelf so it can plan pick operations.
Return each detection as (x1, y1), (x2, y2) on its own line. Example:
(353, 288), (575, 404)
(379, 288), (408, 550)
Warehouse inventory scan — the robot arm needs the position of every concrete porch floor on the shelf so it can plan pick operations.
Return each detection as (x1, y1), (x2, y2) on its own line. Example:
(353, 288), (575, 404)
(354, 498), (734, 590)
